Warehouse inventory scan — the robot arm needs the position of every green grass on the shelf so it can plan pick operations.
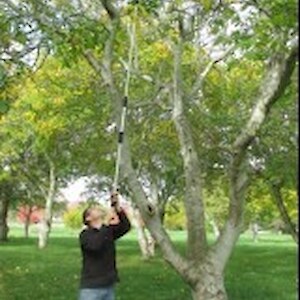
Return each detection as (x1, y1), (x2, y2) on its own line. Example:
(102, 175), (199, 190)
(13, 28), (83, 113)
(0, 224), (297, 300)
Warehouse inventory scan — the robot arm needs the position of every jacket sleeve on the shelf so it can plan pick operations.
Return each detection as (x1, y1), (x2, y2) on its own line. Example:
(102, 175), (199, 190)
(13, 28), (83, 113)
(111, 209), (131, 240)
(80, 230), (106, 252)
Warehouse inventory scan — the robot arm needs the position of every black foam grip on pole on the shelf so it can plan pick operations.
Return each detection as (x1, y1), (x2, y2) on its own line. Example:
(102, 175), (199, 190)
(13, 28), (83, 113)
(118, 132), (124, 143)
(123, 96), (128, 107)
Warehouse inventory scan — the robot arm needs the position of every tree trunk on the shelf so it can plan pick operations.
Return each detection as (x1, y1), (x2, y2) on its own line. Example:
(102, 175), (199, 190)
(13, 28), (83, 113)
(251, 222), (259, 243)
(24, 206), (32, 238)
(192, 257), (228, 300)
(192, 279), (227, 300)
(136, 226), (150, 259)
(132, 206), (155, 259)
(210, 218), (220, 240)
(38, 160), (56, 249)
(137, 228), (155, 259)
(38, 219), (50, 248)
(0, 198), (9, 242)
(172, 40), (207, 261)
(147, 233), (155, 257)
(24, 216), (30, 238)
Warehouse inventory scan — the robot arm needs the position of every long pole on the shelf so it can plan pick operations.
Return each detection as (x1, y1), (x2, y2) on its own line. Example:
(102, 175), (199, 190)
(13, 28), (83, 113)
(112, 95), (128, 193)
(112, 20), (135, 194)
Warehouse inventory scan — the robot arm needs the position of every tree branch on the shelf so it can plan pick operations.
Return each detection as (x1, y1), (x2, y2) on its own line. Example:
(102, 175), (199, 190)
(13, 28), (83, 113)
(121, 137), (198, 286)
(233, 47), (298, 153)
(212, 44), (298, 272)
(118, 58), (155, 84)
(268, 179), (298, 243)
(100, 0), (119, 20)
(189, 45), (234, 99)
(83, 49), (105, 77)
(172, 34), (208, 261)
(129, 85), (170, 109)
(19, 167), (48, 199)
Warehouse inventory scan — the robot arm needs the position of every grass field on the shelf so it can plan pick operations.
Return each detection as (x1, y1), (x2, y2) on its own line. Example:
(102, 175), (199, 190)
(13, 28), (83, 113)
(0, 224), (297, 300)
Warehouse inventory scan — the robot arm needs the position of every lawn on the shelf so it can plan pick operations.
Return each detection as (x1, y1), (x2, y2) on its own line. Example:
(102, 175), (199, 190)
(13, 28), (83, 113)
(0, 224), (297, 300)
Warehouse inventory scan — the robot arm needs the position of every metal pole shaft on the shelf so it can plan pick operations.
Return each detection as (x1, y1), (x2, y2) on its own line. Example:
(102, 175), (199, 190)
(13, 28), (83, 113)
(112, 11), (136, 194)
(112, 96), (128, 192)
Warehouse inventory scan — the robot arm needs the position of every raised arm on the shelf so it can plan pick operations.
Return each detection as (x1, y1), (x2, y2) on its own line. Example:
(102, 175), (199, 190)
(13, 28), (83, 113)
(110, 192), (131, 240)
(111, 209), (131, 240)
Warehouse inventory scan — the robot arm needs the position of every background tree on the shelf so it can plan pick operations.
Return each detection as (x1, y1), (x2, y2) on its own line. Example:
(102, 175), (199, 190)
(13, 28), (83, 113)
(0, 56), (111, 247)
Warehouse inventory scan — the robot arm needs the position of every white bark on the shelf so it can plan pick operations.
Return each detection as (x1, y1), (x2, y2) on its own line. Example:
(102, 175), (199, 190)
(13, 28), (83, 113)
(38, 220), (49, 249)
(192, 265), (227, 300)
(206, 213), (220, 239)
(192, 279), (227, 300)
(251, 223), (259, 243)
(38, 159), (56, 249)
(172, 40), (207, 261)
(131, 207), (154, 259)
(136, 226), (150, 259)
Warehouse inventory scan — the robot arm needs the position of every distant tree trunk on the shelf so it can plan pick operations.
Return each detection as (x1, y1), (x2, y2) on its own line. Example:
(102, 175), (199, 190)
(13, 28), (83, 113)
(38, 160), (56, 249)
(206, 213), (220, 239)
(0, 198), (9, 242)
(24, 206), (32, 238)
(24, 215), (30, 238)
(38, 219), (50, 248)
(132, 206), (155, 259)
(251, 222), (259, 242)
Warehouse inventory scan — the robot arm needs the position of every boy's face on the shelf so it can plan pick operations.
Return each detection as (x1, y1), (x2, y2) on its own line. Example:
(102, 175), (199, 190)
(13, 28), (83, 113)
(87, 207), (105, 223)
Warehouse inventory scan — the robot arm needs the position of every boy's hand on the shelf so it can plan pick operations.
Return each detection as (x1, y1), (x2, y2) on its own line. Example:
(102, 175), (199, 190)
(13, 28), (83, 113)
(108, 208), (120, 225)
(110, 192), (121, 212)
(103, 207), (119, 225)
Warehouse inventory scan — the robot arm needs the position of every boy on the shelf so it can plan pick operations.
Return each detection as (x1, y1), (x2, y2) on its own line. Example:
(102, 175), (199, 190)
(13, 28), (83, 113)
(78, 193), (131, 300)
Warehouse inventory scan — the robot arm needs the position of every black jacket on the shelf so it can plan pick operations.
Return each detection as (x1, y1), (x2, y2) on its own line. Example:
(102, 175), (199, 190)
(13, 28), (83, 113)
(79, 209), (131, 288)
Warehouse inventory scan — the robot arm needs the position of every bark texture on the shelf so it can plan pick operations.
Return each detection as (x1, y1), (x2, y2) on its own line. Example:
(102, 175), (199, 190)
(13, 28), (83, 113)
(0, 198), (9, 242)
